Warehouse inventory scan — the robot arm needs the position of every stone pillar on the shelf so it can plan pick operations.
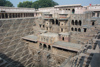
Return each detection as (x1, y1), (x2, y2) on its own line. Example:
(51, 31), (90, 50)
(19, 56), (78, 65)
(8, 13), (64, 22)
(1, 13), (2, 19)
(8, 13), (9, 18)
(95, 13), (97, 17)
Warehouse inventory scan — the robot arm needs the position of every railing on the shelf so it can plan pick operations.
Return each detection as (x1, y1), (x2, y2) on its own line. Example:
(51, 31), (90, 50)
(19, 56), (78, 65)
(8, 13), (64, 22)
(0, 7), (35, 13)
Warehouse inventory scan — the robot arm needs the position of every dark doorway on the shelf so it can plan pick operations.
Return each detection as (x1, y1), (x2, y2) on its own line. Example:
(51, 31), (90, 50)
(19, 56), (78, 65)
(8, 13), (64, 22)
(79, 20), (82, 26)
(92, 22), (95, 26)
(56, 19), (58, 25)
(48, 45), (51, 50)
(43, 44), (47, 50)
(78, 28), (81, 32)
(84, 28), (87, 32)
(72, 20), (74, 25)
(71, 27), (74, 31)
(5, 13), (8, 18)
(75, 20), (78, 25)
(43, 25), (45, 28)
(61, 28), (63, 32)
(52, 19), (54, 24)
(62, 37), (64, 41)
(2, 13), (4, 18)
(72, 9), (75, 14)
(75, 28), (77, 31)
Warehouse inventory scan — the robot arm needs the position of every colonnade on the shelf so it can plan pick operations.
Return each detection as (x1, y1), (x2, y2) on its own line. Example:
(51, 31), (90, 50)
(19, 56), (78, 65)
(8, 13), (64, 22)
(0, 13), (34, 19)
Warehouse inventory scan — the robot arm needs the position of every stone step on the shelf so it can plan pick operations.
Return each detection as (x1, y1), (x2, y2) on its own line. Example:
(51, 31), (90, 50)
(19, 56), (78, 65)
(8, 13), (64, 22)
(0, 60), (7, 67)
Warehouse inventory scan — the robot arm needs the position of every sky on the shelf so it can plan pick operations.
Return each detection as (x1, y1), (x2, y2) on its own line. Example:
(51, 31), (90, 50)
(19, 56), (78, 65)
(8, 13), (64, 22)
(9, 0), (100, 7)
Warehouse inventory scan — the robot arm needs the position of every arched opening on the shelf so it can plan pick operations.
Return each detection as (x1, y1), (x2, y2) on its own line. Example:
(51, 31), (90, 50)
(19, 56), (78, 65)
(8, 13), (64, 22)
(72, 20), (74, 25)
(84, 28), (87, 32)
(56, 19), (58, 25)
(75, 20), (78, 25)
(72, 9), (75, 14)
(48, 45), (51, 50)
(78, 28), (81, 32)
(92, 22), (95, 26)
(62, 37), (64, 41)
(71, 27), (74, 31)
(39, 43), (42, 49)
(43, 44), (47, 50)
(79, 20), (82, 26)
(75, 28), (77, 31)
(52, 19), (54, 24)
(43, 25), (45, 28)
(61, 28), (63, 32)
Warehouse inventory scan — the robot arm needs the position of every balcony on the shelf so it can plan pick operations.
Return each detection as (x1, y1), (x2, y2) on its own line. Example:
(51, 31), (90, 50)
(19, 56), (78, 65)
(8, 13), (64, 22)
(43, 14), (53, 19)
(59, 14), (69, 20)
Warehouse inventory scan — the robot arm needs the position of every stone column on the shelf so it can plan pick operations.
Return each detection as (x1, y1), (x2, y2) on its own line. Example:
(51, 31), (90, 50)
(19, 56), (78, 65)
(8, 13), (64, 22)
(95, 13), (97, 17)
(7, 13), (9, 18)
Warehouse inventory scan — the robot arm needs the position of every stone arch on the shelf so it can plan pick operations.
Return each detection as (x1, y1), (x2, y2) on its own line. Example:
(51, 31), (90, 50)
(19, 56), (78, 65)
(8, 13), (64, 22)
(75, 28), (77, 31)
(75, 20), (78, 25)
(78, 28), (81, 32)
(48, 45), (51, 50)
(71, 20), (74, 25)
(79, 20), (82, 26)
(43, 44), (47, 50)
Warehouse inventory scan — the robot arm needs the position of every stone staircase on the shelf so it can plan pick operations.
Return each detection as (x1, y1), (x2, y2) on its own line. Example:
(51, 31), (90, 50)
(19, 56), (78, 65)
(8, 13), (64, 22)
(0, 57), (7, 67)
(71, 31), (100, 67)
